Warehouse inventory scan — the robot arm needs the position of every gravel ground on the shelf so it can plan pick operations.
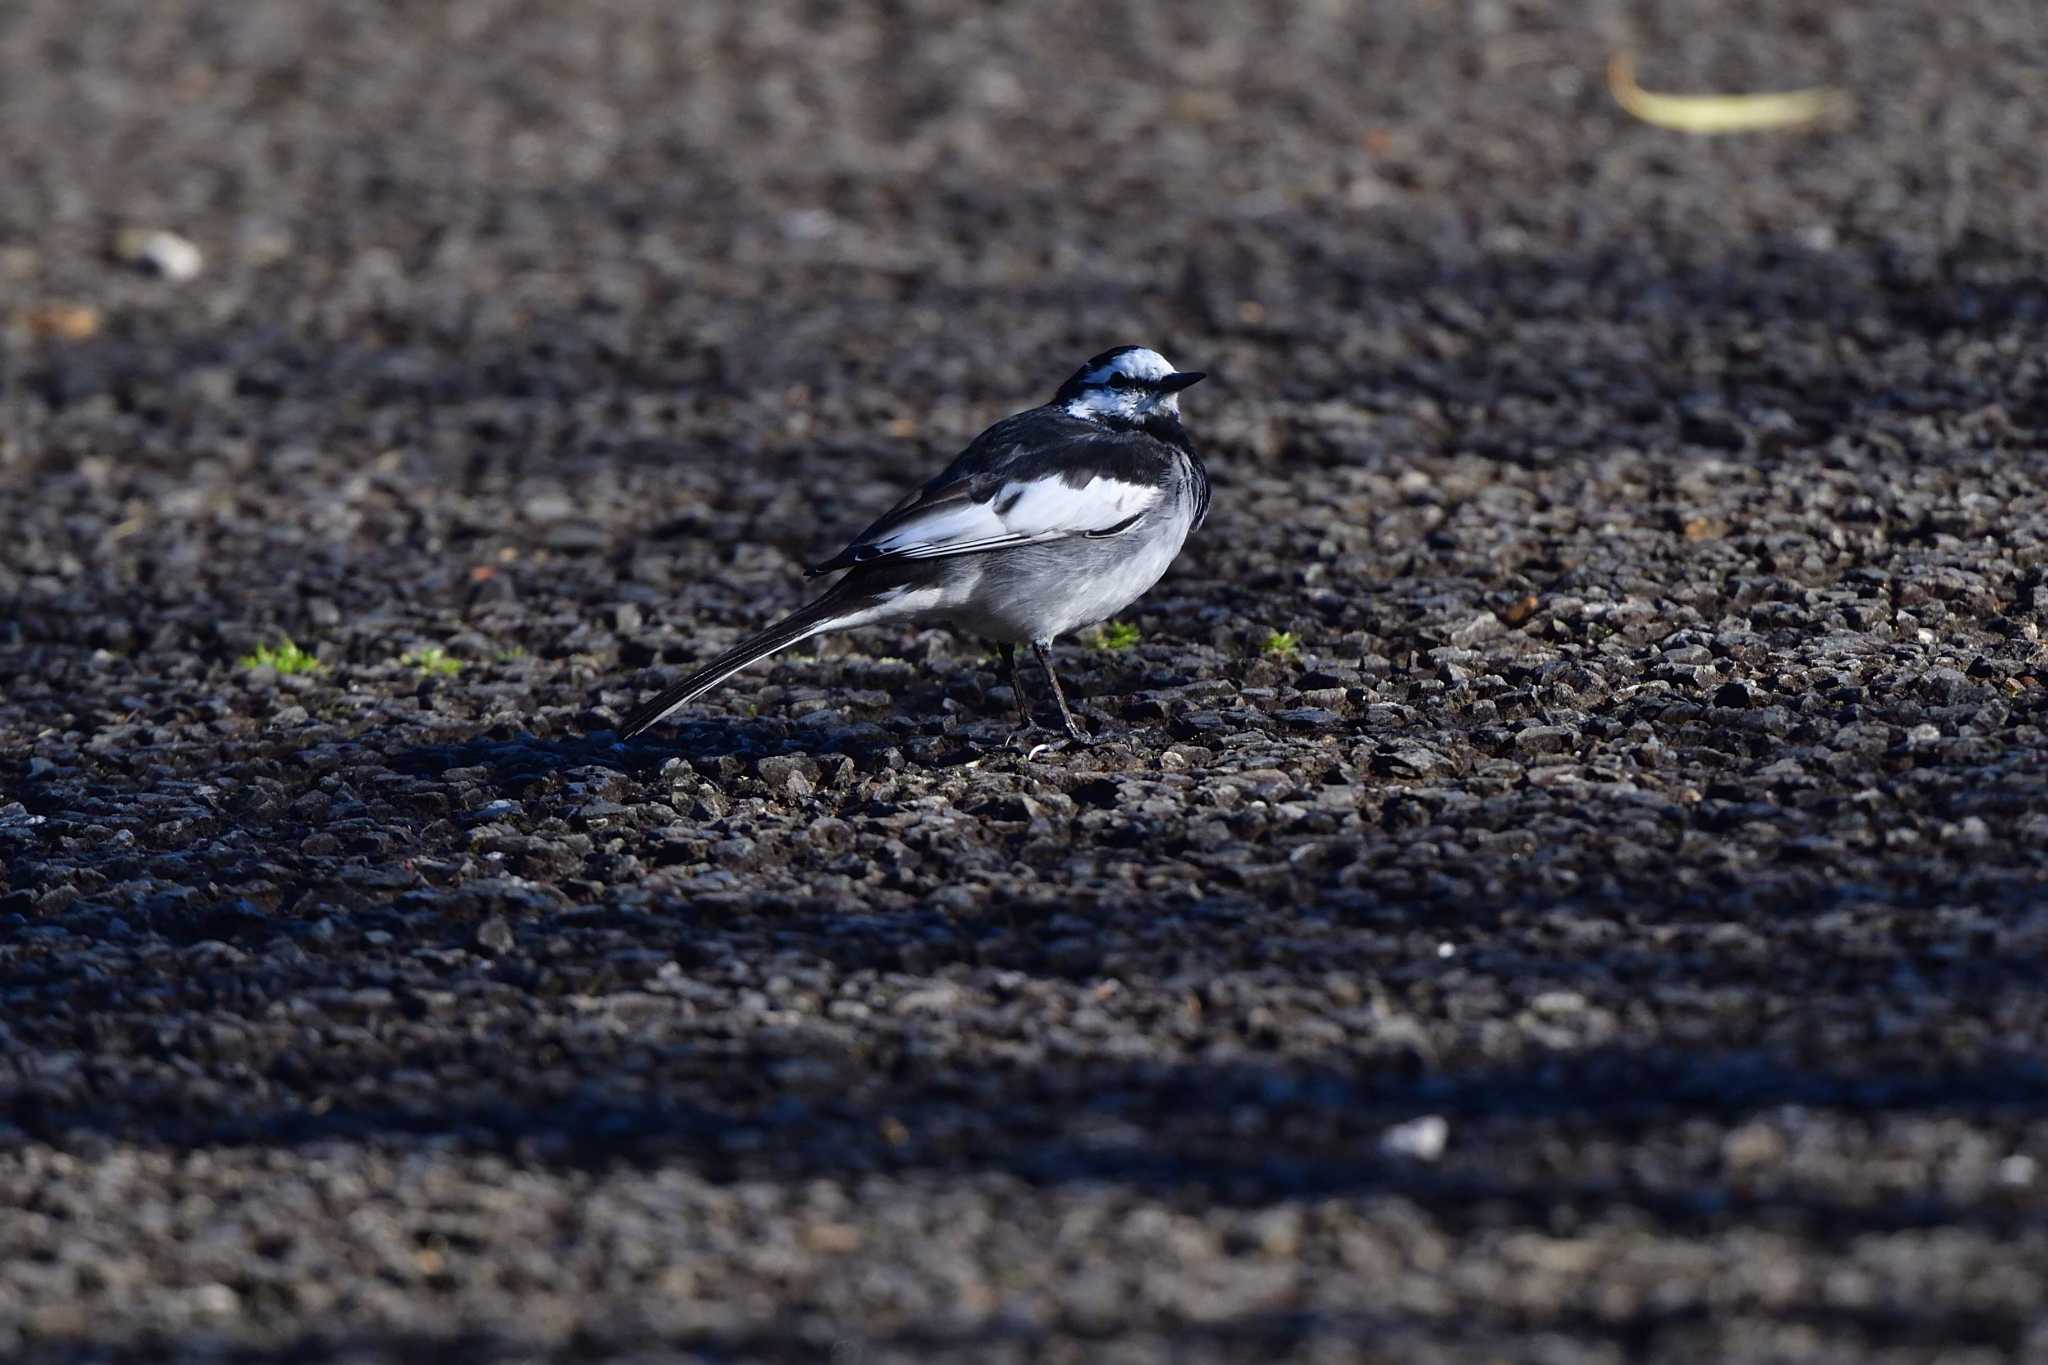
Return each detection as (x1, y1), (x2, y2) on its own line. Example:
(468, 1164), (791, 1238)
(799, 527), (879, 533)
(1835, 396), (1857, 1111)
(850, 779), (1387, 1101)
(5, 2), (2048, 1361)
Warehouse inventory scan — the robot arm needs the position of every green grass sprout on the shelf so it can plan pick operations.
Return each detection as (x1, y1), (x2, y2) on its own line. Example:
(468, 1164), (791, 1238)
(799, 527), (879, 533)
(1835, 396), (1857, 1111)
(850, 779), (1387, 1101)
(1261, 630), (1300, 659)
(238, 638), (322, 674)
(403, 646), (463, 677)
(1091, 620), (1142, 652)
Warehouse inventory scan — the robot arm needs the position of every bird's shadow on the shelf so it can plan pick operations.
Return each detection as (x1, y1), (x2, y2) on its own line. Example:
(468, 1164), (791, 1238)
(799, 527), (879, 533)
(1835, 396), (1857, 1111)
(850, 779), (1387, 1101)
(386, 712), (1037, 800)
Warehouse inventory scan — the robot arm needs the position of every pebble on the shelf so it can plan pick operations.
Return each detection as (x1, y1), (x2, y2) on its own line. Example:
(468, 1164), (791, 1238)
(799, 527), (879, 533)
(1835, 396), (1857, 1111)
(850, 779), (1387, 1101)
(475, 915), (515, 954)
(112, 227), (204, 281)
(1379, 1115), (1450, 1161)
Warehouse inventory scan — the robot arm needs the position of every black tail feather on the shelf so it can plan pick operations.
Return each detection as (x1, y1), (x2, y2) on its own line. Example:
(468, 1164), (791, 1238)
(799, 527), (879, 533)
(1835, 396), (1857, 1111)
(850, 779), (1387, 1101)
(616, 594), (852, 739)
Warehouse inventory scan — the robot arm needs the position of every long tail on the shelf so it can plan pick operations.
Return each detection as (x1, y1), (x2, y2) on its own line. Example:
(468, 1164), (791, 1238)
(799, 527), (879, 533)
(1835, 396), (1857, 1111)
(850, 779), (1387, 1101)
(617, 592), (854, 738)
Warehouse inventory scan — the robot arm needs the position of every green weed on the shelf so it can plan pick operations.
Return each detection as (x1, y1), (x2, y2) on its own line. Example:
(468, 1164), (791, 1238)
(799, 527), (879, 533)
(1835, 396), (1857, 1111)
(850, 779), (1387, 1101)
(403, 646), (462, 677)
(238, 638), (321, 674)
(1090, 620), (1142, 652)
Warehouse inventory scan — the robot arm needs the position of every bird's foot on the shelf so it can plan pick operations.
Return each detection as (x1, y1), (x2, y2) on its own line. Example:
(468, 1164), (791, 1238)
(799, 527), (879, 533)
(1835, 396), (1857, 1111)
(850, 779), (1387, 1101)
(998, 719), (1077, 759)
(1004, 722), (1059, 756)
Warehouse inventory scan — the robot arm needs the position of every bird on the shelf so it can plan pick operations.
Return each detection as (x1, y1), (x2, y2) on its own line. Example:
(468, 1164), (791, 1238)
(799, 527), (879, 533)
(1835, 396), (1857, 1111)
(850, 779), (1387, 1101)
(617, 345), (1211, 744)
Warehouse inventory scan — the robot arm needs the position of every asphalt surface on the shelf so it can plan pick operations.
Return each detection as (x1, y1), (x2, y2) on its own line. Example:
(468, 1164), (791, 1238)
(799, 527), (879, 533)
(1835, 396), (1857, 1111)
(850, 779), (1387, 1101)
(5, 2), (2048, 1361)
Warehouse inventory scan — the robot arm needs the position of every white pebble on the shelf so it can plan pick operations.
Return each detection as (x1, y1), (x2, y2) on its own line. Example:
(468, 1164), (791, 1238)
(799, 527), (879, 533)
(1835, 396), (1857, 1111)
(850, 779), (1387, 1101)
(1380, 1114), (1449, 1161)
(116, 227), (204, 281)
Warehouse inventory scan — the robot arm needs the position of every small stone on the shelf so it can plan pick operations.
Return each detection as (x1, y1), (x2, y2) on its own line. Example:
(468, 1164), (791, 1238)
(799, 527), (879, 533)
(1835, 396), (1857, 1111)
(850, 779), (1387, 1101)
(1375, 746), (1452, 778)
(1449, 612), (1503, 646)
(23, 302), (101, 341)
(465, 798), (521, 826)
(543, 522), (607, 551)
(476, 915), (515, 954)
(188, 1282), (240, 1316)
(1715, 681), (1753, 708)
(1242, 1206), (1303, 1256)
(523, 492), (575, 522)
(1380, 1114), (1449, 1161)
(891, 983), (963, 1014)
(757, 755), (817, 797)
(114, 227), (204, 281)
(1946, 816), (1991, 847)
(1514, 724), (1578, 755)
(1722, 1120), (1786, 1170)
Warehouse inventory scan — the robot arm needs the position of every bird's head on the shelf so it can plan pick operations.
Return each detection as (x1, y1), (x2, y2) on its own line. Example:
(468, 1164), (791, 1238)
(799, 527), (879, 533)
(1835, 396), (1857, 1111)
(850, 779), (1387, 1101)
(1053, 346), (1205, 426)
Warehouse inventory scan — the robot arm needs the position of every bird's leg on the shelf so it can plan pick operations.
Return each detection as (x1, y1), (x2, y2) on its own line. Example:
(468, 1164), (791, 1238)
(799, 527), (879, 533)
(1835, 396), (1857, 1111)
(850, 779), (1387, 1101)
(1000, 643), (1034, 728)
(1032, 640), (1090, 743)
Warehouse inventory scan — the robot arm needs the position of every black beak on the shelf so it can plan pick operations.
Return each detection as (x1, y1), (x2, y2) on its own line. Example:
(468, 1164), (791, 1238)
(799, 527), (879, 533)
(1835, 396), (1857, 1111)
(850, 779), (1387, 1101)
(1156, 371), (1206, 393)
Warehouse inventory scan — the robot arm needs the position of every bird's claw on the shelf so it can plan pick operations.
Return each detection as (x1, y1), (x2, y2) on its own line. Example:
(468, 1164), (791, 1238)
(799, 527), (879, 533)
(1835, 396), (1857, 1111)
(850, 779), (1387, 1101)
(1001, 723), (1074, 759)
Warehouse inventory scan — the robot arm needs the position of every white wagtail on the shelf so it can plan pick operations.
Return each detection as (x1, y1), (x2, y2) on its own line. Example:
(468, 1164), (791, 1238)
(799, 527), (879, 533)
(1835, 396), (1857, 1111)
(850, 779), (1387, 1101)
(618, 345), (1210, 743)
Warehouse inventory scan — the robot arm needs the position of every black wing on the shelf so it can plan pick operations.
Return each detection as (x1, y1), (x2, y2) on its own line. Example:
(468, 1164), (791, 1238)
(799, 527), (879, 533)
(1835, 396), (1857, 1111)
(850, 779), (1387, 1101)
(806, 410), (1178, 575)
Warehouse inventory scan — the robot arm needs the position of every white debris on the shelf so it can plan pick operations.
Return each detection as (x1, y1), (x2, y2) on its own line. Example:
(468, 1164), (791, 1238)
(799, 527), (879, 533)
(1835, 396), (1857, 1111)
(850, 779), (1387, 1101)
(1380, 1114), (1449, 1162)
(115, 227), (204, 281)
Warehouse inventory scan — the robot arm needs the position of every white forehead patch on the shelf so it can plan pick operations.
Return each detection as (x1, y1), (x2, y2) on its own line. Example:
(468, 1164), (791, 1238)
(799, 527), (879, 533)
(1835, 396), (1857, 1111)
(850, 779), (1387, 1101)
(1082, 348), (1175, 386)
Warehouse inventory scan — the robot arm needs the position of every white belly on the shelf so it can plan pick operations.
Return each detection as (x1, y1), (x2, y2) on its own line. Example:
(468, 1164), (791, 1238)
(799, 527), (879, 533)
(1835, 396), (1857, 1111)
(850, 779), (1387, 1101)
(942, 506), (1194, 643)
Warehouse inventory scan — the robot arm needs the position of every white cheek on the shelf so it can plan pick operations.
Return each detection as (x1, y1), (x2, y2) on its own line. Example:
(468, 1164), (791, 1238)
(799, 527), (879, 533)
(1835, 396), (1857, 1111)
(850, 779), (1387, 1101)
(1064, 390), (1150, 421)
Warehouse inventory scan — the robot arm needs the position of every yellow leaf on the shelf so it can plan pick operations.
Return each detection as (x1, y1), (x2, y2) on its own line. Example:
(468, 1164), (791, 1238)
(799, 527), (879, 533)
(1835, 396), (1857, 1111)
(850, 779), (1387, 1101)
(1607, 52), (1849, 135)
